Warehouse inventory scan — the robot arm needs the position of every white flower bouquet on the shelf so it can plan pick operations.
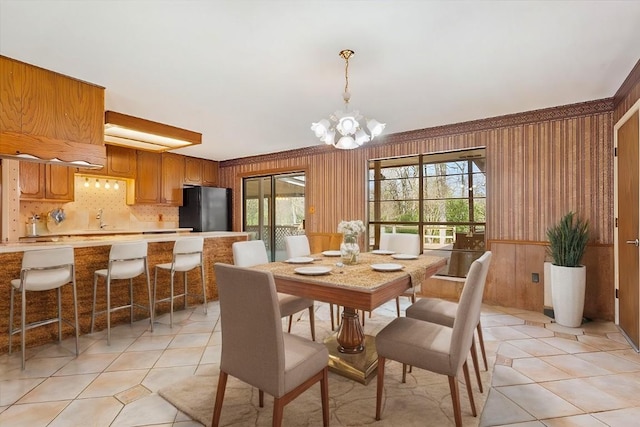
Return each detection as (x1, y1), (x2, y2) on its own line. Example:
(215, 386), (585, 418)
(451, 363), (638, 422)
(337, 219), (366, 235)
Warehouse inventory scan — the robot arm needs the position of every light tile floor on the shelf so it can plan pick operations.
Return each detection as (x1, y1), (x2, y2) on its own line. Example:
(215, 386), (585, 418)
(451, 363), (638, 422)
(1, 300), (639, 426)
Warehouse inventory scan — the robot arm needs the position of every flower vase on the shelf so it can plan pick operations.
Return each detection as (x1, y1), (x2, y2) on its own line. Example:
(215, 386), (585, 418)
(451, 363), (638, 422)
(340, 233), (360, 265)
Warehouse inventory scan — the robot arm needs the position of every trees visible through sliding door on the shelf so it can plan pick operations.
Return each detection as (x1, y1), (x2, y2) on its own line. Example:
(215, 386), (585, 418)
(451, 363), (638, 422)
(242, 172), (306, 261)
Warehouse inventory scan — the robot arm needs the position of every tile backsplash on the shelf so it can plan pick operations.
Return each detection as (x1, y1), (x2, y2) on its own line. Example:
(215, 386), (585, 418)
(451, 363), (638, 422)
(20, 175), (179, 236)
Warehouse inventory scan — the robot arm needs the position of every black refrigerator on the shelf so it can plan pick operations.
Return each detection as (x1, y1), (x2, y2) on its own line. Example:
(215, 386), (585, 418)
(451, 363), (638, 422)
(179, 187), (232, 232)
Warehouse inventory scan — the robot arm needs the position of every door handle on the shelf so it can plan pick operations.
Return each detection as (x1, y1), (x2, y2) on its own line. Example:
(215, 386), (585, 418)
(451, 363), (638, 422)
(626, 239), (640, 247)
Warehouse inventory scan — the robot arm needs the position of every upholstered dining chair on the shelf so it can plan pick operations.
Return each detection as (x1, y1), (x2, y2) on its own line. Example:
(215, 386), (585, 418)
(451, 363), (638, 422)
(91, 240), (153, 345)
(379, 232), (422, 316)
(405, 251), (492, 392)
(153, 237), (206, 328)
(284, 234), (342, 331)
(375, 251), (492, 427)
(212, 263), (329, 427)
(8, 246), (79, 370)
(232, 240), (316, 341)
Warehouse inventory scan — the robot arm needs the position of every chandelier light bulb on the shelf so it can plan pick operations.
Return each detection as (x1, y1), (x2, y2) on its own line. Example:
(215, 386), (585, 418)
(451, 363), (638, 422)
(105, 180), (111, 189)
(95, 179), (100, 189)
(114, 181), (120, 190)
(311, 49), (384, 150)
(84, 177), (89, 188)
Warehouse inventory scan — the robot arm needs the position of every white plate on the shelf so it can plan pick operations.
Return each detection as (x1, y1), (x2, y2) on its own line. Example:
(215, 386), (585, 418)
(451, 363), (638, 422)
(322, 250), (342, 257)
(372, 249), (395, 255)
(371, 263), (404, 272)
(391, 254), (419, 260)
(294, 266), (333, 276)
(286, 257), (315, 264)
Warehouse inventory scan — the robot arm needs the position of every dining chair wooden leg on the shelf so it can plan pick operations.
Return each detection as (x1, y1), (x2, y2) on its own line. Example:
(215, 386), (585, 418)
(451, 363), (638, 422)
(447, 375), (463, 427)
(329, 304), (336, 331)
(375, 356), (385, 421)
(395, 297), (401, 317)
(477, 321), (488, 370)
(259, 390), (264, 407)
(308, 306), (316, 341)
(321, 366), (329, 427)
(212, 371), (228, 427)
(402, 363), (407, 383)
(462, 361), (477, 417)
(470, 340), (483, 392)
(273, 397), (285, 427)
(287, 315), (293, 333)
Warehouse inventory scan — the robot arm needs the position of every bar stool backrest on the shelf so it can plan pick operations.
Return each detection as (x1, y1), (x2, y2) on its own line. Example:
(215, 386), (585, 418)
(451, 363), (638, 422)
(172, 237), (204, 271)
(108, 241), (148, 279)
(19, 246), (75, 291)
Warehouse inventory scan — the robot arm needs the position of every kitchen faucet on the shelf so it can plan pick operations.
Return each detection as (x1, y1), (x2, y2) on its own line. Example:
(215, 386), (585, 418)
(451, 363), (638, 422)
(97, 209), (108, 229)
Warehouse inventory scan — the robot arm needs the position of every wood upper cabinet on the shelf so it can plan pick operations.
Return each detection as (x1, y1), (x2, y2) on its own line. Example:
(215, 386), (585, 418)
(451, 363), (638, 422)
(135, 151), (184, 205)
(202, 159), (219, 186)
(0, 56), (22, 133)
(105, 145), (136, 178)
(162, 152), (185, 205)
(0, 55), (106, 166)
(19, 162), (74, 202)
(82, 145), (137, 178)
(184, 156), (203, 185)
(135, 151), (162, 204)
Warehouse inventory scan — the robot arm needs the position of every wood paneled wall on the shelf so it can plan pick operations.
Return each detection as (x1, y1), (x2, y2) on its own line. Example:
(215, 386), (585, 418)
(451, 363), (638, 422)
(219, 99), (618, 319)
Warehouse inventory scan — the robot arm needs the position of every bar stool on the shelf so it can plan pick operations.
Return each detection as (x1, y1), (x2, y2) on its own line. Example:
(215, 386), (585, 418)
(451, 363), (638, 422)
(9, 246), (79, 369)
(91, 240), (153, 344)
(153, 237), (206, 328)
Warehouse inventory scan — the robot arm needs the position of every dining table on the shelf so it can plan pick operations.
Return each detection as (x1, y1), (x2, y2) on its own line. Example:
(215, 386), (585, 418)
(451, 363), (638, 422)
(252, 251), (447, 383)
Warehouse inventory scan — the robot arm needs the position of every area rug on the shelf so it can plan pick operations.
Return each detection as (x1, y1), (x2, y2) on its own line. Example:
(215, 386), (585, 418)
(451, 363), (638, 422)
(159, 304), (492, 426)
(159, 357), (491, 426)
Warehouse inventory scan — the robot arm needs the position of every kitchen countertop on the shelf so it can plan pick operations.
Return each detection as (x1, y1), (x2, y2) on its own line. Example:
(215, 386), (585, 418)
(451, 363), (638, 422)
(2, 231), (249, 253)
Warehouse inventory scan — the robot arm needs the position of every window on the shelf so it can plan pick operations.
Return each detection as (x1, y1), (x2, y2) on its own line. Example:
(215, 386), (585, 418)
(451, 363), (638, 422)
(368, 148), (486, 278)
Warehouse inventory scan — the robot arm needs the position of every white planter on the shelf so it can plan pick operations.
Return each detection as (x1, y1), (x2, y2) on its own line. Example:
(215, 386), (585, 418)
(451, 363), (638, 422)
(550, 265), (586, 327)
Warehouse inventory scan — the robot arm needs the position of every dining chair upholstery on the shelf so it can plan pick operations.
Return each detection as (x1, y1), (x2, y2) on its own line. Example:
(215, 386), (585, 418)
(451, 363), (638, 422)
(91, 240), (153, 345)
(375, 251), (492, 427)
(405, 252), (492, 392)
(232, 240), (316, 340)
(284, 235), (311, 260)
(8, 246), (79, 369)
(379, 232), (422, 316)
(212, 263), (329, 427)
(153, 237), (207, 328)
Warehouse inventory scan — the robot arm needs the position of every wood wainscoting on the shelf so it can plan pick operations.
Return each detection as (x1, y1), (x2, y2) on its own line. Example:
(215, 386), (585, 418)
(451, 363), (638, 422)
(422, 240), (614, 321)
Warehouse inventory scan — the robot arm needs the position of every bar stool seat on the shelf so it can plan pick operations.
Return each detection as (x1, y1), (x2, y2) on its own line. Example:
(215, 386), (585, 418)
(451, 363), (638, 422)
(91, 240), (153, 344)
(9, 246), (79, 369)
(153, 237), (207, 327)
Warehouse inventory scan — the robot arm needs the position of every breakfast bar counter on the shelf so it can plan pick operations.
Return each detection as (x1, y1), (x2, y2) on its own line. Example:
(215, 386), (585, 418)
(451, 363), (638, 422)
(0, 232), (248, 354)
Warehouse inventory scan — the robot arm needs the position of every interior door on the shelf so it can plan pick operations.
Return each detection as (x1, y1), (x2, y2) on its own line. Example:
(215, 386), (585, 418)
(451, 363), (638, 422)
(617, 109), (639, 349)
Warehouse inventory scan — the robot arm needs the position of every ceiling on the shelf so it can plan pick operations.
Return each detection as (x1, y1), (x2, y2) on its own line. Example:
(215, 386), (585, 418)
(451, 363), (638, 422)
(1, 1), (639, 161)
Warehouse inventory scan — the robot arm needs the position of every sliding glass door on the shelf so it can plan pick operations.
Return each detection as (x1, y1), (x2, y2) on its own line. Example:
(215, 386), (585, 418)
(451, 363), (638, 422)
(242, 172), (306, 261)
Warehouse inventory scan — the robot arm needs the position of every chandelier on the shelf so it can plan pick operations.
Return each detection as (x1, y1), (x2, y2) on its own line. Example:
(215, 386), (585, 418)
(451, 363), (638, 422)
(311, 49), (385, 150)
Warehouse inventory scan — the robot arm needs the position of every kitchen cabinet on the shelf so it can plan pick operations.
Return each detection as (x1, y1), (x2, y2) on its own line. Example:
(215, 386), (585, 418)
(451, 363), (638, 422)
(202, 159), (219, 186)
(19, 162), (74, 202)
(135, 151), (184, 205)
(184, 157), (219, 186)
(0, 55), (106, 166)
(84, 145), (137, 178)
(135, 151), (162, 204)
(184, 157), (203, 185)
(162, 153), (185, 205)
